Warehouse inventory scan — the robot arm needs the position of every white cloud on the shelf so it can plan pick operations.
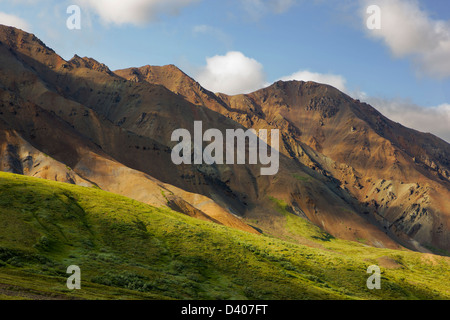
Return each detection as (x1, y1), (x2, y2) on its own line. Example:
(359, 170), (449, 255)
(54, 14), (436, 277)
(192, 25), (232, 47)
(196, 51), (266, 95)
(267, 0), (296, 13)
(195, 52), (347, 96)
(242, 0), (296, 19)
(76, 0), (200, 25)
(278, 70), (348, 93)
(363, 97), (450, 142)
(194, 50), (449, 142)
(0, 12), (31, 31)
(361, 0), (450, 78)
(193, 24), (214, 33)
(276, 70), (450, 142)
(280, 70), (450, 142)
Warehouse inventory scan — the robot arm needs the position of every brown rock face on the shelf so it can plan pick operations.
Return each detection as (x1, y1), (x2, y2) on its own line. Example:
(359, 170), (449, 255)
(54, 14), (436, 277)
(116, 64), (450, 253)
(1, 25), (449, 253)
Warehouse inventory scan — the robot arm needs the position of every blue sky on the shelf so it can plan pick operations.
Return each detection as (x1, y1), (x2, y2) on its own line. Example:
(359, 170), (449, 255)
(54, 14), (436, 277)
(0, 0), (449, 141)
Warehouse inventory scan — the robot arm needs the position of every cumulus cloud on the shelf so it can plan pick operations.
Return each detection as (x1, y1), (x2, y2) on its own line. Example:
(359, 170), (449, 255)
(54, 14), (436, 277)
(0, 12), (31, 31)
(363, 97), (450, 142)
(361, 0), (450, 78)
(194, 50), (449, 142)
(196, 51), (266, 95)
(278, 70), (348, 93)
(195, 51), (348, 96)
(76, 0), (200, 25)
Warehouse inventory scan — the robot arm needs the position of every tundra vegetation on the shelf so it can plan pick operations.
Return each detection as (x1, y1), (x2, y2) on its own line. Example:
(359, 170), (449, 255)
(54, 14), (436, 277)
(0, 172), (448, 300)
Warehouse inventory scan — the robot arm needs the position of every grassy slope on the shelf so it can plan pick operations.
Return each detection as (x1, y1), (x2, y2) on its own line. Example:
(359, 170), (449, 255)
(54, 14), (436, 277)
(0, 172), (448, 300)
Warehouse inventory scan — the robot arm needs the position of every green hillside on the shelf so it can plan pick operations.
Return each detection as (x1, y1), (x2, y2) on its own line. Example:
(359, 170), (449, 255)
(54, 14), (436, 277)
(0, 172), (448, 300)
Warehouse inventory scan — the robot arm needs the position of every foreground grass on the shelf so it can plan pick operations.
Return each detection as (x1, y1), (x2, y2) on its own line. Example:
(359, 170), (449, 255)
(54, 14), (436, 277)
(0, 172), (448, 300)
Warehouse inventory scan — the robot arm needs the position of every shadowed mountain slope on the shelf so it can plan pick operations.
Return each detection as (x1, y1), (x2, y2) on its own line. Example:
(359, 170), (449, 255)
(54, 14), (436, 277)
(116, 64), (450, 255)
(0, 25), (449, 254)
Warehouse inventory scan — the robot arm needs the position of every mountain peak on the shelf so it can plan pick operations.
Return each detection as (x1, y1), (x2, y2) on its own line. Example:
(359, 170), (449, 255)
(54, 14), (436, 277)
(115, 63), (201, 92)
(69, 54), (113, 74)
(123, 64), (191, 81)
(266, 78), (345, 95)
(0, 24), (55, 55)
(2, 27), (447, 254)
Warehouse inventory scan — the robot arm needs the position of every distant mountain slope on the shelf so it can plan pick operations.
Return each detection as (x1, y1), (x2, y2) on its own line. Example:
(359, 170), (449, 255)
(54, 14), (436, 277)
(0, 25), (255, 234)
(116, 64), (450, 255)
(0, 172), (449, 300)
(0, 25), (449, 254)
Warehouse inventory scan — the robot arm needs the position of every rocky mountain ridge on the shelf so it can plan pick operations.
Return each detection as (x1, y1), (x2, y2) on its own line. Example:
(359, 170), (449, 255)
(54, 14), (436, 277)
(1, 25), (449, 254)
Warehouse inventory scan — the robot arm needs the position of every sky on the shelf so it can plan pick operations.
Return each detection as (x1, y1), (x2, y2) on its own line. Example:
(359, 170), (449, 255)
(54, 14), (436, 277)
(0, 0), (449, 142)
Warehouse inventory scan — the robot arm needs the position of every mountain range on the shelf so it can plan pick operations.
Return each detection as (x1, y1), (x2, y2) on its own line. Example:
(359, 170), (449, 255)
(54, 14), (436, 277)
(0, 24), (449, 259)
